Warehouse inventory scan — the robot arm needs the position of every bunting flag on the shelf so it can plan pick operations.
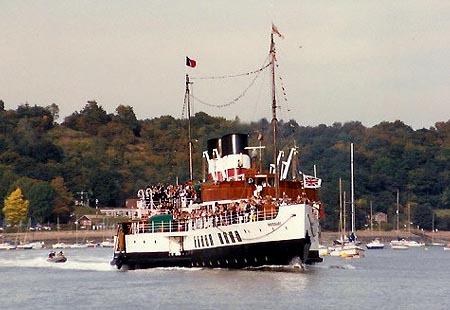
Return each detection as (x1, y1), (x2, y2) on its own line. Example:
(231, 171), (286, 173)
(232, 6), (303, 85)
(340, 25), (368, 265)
(271, 23), (285, 39)
(186, 56), (197, 68)
(257, 133), (264, 141)
(303, 174), (322, 189)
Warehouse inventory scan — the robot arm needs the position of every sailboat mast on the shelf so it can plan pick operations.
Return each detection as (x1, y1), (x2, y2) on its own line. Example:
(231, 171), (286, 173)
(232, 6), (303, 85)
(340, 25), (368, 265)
(270, 33), (280, 198)
(350, 142), (356, 236)
(185, 74), (194, 181)
(339, 178), (343, 238)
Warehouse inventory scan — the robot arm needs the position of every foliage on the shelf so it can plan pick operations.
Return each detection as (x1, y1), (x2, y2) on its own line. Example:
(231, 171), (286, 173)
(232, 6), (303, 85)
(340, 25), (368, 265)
(2, 101), (450, 230)
(51, 177), (74, 222)
(3, 188), (29, 225)
(27, 182), (56, 223)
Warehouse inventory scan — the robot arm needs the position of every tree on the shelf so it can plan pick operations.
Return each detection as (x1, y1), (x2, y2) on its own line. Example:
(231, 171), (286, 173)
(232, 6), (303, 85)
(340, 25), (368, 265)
(63, 100), (111, 135)
(413, 203), (433, 230)
(51, 177), (73, 222)
(27, 182), (56, 223)
(46, 103), (60, 121)
(3, 188), (29, 225)
(115, 105), (141, 137)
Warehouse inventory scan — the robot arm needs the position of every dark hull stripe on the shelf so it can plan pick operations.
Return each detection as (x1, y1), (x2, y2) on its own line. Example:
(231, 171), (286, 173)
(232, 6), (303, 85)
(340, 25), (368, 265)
(112, 238), (321, 270)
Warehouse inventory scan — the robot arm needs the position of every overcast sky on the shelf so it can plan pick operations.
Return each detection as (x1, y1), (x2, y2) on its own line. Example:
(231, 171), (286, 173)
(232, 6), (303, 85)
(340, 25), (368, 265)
(1, 1), (449, 129)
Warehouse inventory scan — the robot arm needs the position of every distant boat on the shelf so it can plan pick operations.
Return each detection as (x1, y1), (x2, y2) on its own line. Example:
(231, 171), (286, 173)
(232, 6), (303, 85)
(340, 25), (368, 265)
(391, 244), (409, 250)
(52, 217), (69, 249)
(328, 146), (365, 259)
(403, 240), (425, 247)
(52, 242), (70, 249)
(366, 238), (385, 250)
(16, 241), (44, 250)
(425, 241), (446, 247)
(86, 240), (99, 248)
(329, 243), (365, 257)
(390, 239), (424, 248)
(0, 242), (16, 250)
(100, 239), (115, 248)
(70, 243), (88, 249)
(444, 244), (450, 251)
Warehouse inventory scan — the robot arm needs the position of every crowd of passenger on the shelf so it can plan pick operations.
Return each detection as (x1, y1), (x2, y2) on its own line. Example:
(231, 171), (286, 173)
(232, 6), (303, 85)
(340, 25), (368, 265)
(138, 183), (200, 210)
(134, 183), (321, 232)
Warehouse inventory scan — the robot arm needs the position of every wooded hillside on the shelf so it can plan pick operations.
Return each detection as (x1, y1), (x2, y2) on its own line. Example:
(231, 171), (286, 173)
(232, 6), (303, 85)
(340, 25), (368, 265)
(1, 100), (450, 231)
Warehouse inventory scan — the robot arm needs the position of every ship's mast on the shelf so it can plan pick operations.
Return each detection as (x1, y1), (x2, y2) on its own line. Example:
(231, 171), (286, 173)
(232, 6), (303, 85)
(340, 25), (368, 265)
(185, 74), (194, 181)
(270, 33), (280, 198)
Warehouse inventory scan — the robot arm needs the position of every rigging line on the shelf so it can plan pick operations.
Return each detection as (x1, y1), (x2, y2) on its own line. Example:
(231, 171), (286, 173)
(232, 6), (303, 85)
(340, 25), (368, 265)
(275, 59), (290, 111)
(191, 60), (270, 80)
(192, 63), (268, 108)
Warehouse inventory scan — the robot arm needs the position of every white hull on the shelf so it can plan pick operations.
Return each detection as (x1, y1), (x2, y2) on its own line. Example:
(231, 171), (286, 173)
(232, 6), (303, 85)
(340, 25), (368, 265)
(0, 243), (16, 250)
(16, 241), (44, 250)
(112, 203), (322, 269)
(366, 239), (385, 249)
(52, 242), (71, 249)
(329, 243), (365, 257)
(391, 244), (409, 250)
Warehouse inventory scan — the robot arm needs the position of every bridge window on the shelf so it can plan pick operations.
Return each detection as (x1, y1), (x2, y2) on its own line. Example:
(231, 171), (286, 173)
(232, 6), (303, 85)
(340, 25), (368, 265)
(218, 233), (224, 245)
(201, 236), (205, 247)
(204, 235), (209, 247)
(209, 234), (214, 246)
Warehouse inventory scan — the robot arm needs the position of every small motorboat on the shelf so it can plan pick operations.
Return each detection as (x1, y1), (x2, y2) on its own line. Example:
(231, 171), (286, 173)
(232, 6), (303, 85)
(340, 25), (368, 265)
(366, 238), (385, 250)
(444, 244), (450, 251)
(47, 251), (67, 263)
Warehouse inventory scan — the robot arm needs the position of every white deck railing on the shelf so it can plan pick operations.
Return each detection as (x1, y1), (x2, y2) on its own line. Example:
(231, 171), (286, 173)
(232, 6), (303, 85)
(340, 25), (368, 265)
(129, 209), (279, 235)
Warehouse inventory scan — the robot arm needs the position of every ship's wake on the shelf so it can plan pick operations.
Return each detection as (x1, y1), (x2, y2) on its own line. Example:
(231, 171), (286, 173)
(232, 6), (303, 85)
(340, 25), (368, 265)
(0, 251), (114, 272)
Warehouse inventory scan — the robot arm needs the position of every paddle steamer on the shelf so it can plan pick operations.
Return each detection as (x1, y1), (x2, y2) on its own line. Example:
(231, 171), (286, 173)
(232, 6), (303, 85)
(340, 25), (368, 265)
(111, 26), (323, 270)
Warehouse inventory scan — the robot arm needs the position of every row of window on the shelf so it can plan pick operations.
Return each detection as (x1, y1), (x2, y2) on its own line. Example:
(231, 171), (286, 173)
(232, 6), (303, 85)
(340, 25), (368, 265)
(194, 231), (242, 248)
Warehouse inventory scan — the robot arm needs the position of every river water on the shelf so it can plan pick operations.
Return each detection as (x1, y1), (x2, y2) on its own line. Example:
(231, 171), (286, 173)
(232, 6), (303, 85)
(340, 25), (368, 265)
(0, 246), (448, 310)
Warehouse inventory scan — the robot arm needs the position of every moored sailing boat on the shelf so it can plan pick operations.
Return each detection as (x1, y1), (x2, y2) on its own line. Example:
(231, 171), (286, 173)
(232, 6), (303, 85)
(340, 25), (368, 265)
(329, 144), (365, 258)
(111, 26), (323, 270)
